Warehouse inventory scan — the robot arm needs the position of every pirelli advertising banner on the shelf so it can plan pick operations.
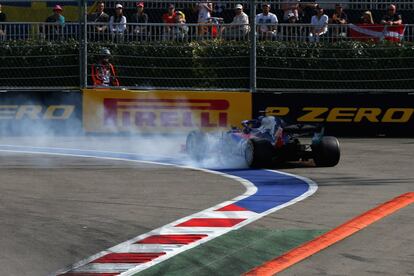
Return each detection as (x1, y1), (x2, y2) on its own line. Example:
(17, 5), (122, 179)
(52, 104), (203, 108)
(83, 89), (252, 133)
(0, 90), (82, 135)
(253, 93), (414, 137)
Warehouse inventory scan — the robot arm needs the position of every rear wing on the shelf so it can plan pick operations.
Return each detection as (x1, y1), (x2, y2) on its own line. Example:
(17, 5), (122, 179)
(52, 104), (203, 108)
(283, 124), (323, 135)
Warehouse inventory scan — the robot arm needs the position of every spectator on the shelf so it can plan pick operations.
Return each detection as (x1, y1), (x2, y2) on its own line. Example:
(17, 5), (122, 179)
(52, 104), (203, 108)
(91, 48), (120, 87)
(0, 3), (6, 40)
(298, 1), (318, 24)
(162, 4), (177, 40)
(173, 11), (188, 41)
(330, 3), (347, 24)
(330, 3), (347, 39)
(361, 10), (374, 24)
(197, 1), (213, 36)
(206, 16), (224, 39)
(256, 3), (278, 40)
(131, 2), (149, 40)
(282, 0), (299, 23)
(45, 5), (65, 40)
(221, 4), (249, 40)
(109, 4), (127, 42)
(287, 12), (297, 23)
(213, 1), (225, 18)
(309, 7), (328, 42)
(381, 4), (402, 26)
(295, 1), (317, 41)
(286, 12), (301, 40)
(88, 1), (109, 41)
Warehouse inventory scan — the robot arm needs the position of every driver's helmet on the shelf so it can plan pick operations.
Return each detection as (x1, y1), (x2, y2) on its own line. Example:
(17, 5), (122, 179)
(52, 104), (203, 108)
(99, 47), (111, 59)
(258, 116), (276, 134)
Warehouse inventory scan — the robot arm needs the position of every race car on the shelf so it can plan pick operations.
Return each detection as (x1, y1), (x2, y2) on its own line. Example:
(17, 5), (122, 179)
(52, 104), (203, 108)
(186, 116), (340, 168)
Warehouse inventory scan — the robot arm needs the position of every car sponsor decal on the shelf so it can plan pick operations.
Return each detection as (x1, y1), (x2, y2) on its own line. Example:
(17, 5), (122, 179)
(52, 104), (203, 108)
(0, 145), (317, 276)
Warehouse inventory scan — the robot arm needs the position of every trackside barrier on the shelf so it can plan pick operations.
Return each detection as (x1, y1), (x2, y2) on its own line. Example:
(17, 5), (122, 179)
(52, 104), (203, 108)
(0, 90), (82, 135)
(253, 92), (414, 137)
(82, 89), (252, 134)
(0, 90), (413, 137)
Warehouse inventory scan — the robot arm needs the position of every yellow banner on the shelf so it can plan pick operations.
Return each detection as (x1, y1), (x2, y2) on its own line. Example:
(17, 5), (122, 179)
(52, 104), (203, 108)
(83, 89), (252, 133)
(3, 1), (97, 22)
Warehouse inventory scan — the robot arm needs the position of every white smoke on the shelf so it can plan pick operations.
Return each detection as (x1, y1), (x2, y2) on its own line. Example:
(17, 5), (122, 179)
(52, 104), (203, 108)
(0, 93), (248, 169)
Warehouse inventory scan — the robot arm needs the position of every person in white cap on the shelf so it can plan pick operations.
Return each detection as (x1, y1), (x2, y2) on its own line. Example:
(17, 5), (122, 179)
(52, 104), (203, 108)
(109, 3), (127, 42)
(221, 4), (249, 40)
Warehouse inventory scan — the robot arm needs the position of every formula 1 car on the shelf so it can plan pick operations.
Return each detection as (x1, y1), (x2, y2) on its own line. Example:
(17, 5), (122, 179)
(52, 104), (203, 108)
(186, 116), (340, 168)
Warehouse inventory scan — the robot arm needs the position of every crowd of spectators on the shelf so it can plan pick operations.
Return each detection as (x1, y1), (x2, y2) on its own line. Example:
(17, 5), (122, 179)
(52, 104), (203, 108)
(0, 1), (407, 42)
(83, 1), (405, 42)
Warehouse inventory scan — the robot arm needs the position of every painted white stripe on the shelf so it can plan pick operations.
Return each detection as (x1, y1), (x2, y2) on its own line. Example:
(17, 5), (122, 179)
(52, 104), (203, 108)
(70, 263), (138, 273)
(152, 227), (223, 235)
(0, 146), (317, 276)
(112, 244), (183, 253)
(176, 210), (257, 219)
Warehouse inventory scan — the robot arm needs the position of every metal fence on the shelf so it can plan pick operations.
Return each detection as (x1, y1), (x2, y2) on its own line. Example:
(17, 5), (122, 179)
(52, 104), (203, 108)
(0, 22), (80, 41)
(101, 0), (414, 10)
(1, 22), (413, 42)
(0, 0), (414, 92)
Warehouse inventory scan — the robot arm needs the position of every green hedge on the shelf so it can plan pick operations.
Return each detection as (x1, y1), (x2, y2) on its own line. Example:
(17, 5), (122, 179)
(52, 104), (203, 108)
(0, 40), (79, 87)
(1, 39), (413, 89)
(257, 40), (414, 90)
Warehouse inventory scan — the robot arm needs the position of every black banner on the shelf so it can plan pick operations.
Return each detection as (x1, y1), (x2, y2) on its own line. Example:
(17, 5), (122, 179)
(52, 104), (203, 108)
(0, 90), (82, 135)
(253, 93), (414, 137)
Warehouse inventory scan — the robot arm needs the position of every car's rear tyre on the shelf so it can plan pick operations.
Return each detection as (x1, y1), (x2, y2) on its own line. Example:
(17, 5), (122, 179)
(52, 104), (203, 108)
(186, 131), (207, 162)
(312, 136), (340, 167)
(246, 138), (274, 168)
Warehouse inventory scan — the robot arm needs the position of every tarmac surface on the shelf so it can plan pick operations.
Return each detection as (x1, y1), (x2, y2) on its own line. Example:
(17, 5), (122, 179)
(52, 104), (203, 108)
(0, 137), (413, 275)
(0, 151), (243, 276)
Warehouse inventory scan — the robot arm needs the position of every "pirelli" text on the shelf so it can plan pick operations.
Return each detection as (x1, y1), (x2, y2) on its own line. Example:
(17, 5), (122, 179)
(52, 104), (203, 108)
(103, 98), (230, 128)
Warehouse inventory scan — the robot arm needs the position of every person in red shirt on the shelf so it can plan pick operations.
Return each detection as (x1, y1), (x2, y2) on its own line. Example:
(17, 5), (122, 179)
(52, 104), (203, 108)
(162, 4), (177, 39)
(91, 48), (120, 87)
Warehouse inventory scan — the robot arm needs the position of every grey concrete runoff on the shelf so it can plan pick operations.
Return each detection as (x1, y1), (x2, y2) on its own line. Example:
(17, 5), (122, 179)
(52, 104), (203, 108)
(0, 138), (413, 275)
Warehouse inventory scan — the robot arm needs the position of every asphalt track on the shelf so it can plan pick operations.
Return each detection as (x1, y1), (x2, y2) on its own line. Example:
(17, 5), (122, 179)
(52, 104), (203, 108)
(0, 137), (413, 275)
